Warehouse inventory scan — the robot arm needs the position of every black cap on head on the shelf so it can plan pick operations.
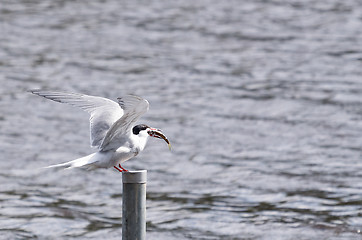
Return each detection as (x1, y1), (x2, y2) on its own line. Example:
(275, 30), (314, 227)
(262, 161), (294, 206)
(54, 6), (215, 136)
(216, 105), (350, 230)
(132, 124), (149, 135)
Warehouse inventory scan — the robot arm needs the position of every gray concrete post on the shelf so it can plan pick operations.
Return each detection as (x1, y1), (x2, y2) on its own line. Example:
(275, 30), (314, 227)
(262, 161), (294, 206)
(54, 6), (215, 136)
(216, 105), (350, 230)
(122, 170), (147, 240)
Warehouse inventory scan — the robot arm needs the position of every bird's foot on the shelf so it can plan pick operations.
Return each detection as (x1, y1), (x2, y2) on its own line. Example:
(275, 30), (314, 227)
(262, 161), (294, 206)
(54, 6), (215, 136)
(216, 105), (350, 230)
(114, 164), (128, 173)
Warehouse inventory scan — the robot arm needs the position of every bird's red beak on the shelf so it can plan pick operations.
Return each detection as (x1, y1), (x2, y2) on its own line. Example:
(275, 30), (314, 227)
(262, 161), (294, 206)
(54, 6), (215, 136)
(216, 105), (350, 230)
(147, 128), (171, 150)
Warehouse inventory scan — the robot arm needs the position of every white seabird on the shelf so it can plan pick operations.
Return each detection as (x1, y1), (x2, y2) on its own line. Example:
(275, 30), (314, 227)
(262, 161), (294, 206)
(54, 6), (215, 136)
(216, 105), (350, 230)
(30, 90), (171, 172)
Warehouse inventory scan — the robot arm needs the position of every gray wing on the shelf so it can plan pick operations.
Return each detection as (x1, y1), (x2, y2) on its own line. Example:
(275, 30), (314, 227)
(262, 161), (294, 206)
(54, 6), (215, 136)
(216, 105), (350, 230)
(30, 90), (124, 148)
(100, 95), (149, 151)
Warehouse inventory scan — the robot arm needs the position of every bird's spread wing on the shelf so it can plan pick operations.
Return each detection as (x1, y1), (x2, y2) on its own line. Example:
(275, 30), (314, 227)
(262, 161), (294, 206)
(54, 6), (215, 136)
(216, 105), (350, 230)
(30, 90), (124, 148)
(100, 95), (149, 151)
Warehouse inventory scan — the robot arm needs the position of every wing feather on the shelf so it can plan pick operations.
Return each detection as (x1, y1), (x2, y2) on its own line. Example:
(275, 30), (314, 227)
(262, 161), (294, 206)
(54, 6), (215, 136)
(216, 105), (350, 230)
(100, 95), (149, 151)
(30, 90), (124, 148)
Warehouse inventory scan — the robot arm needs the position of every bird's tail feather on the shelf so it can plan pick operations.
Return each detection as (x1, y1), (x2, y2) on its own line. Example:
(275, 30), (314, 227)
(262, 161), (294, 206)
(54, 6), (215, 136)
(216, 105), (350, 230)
(44, 153), (98, 170)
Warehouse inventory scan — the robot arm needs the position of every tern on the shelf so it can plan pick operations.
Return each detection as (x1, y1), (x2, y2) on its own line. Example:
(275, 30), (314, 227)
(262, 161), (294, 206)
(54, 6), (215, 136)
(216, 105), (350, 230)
(30, 90), (171, 172)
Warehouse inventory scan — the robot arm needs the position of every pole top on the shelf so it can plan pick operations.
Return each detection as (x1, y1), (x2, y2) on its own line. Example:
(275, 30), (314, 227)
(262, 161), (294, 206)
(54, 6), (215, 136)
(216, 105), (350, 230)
(122, 170), (147, 183)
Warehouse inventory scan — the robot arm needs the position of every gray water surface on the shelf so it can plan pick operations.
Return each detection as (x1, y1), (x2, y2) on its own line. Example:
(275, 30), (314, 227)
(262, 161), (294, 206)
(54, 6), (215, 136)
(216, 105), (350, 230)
(1, 0), (362, 239)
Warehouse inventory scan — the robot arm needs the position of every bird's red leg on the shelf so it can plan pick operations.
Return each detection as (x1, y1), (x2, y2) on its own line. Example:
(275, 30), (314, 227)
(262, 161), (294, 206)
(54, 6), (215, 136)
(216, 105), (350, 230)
(118, 164), (128, 172)
(114, 166), (123, 172)
(113, 164), (128, 173)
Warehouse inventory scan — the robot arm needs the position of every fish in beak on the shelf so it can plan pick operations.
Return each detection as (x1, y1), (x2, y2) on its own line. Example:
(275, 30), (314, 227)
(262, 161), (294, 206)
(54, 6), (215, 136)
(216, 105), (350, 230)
(147, 128), (171, 150)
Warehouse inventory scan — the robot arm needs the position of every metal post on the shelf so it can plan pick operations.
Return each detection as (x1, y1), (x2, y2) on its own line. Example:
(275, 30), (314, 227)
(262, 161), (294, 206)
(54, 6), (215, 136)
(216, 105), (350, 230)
(122, 170), (147, 240)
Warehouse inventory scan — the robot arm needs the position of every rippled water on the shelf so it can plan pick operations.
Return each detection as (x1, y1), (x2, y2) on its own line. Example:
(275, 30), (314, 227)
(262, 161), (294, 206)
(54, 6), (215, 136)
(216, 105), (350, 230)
(1, 0), (362, 239)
